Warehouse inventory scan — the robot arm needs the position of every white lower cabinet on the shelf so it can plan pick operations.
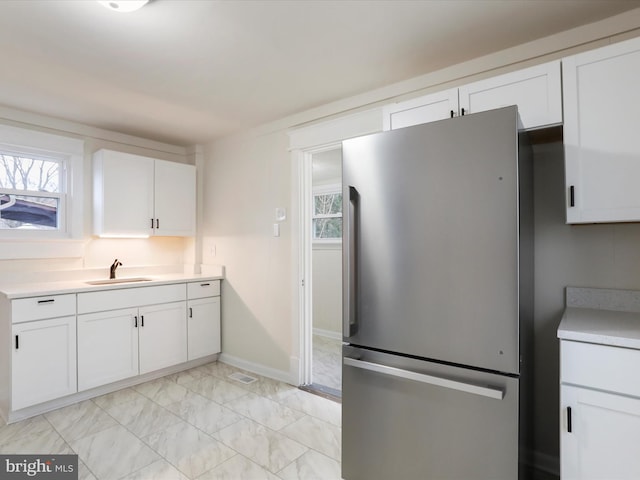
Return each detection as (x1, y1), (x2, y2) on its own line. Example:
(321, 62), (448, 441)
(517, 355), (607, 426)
(12, 316), (77, 410)
(187, 297), (221, 361)
(560, 340), (640, 479)
(139, 302), (187, 374)
(77, 308), (139, 391)
(561, 385), (640, 480)
(187, 280), (221, 360)
(78, 302), (187, 391)
(2, 277), (220, 422)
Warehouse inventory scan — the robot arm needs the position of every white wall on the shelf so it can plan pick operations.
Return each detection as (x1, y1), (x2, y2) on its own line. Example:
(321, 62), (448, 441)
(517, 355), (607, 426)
(312, 244), (342, 336)
(201, 131), (293, 377)
(0, 107), (194, 280)
(201, 12), (640, 475)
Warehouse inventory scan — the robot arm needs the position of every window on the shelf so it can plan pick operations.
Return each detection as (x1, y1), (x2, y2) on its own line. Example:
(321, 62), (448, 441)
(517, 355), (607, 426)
(0, 152), (65, 231)
(0, 123), (84, 250)
(312, 186), (342, 241)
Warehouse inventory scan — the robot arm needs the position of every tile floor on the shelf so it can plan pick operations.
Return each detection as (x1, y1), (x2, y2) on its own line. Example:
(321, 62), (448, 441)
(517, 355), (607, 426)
(311, 335), (341, 393)
(0, 361), (342, 480)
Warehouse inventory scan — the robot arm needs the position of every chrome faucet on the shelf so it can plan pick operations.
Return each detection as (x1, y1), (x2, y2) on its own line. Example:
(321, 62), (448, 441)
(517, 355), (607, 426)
(109, 259), (122, 279)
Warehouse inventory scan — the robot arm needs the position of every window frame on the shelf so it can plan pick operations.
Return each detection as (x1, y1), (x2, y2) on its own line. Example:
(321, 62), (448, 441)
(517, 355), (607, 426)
(0, 147), (68, 236)
(0, 123), (84, 257)
(312, 183), (342, 244)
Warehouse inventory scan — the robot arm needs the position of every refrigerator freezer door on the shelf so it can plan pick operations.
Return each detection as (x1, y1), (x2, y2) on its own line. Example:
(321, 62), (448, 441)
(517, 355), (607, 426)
(342, 346), (520, 480)
(342, 106), (522, 374)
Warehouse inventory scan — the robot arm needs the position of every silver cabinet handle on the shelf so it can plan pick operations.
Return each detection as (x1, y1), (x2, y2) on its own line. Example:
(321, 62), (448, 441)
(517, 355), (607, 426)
(344, 357), (505, 400)
(343, 185), (359, 338)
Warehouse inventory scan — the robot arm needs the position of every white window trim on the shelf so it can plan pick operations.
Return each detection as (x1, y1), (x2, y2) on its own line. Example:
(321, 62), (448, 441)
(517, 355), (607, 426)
(312, 183), (342, 244)
(0, 123), (84, 259)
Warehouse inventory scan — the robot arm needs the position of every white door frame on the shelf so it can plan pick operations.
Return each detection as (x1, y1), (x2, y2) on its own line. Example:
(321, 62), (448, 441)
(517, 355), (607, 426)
(288, 107), (383, 386)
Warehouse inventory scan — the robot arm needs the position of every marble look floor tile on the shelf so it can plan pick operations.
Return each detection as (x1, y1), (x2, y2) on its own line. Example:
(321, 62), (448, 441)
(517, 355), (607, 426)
(182, 375), (249, 404)
(102, 396), (182, 437)
(200, 361), (248, 380)
(165, 391), (243, 435)
(70, 425), (160, 480)
(134, 377), (191, 406)
(78, 460), (97, 480)
(280, 415), (341, 461)
(277, 450), (342, 480)
(217, 418), (308, 474)
(197, 454), (280, 480)
(278, 389), (341, 427)
(121, 459), (189, 480)
(225, 392), (305, 431)
(0, 415), (72, 454)
(144, 421), (236, 479)
(92, 387), (146, 410)
(240, 376), (299, 401)
(166, 366), (211, 385)
(45, 400), (118, 443)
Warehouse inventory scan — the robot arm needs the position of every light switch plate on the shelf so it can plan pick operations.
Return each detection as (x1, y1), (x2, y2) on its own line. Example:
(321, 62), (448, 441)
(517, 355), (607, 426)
(273, 223), (280, 237)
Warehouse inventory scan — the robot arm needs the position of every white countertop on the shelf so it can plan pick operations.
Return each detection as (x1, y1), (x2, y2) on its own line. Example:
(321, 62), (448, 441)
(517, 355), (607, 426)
(558, 306), (640, 350)
(0, 272), (223, 299)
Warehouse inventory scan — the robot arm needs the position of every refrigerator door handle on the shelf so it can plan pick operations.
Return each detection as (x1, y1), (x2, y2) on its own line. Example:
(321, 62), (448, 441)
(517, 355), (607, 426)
(344, 357), (505, 400)
(343, 185), (359, 337)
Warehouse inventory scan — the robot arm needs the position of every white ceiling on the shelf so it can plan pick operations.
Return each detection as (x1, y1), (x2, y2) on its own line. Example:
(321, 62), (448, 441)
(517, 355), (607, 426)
(0, 0), (638, 147)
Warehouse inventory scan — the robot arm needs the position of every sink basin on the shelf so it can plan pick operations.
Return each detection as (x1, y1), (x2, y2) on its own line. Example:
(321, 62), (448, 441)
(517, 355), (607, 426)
(86, 277), (152, 286)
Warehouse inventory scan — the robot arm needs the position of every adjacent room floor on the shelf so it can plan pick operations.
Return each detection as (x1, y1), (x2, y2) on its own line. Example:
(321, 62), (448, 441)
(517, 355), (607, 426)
(312, 334), (342, 394)
(0, 362), (342, 480)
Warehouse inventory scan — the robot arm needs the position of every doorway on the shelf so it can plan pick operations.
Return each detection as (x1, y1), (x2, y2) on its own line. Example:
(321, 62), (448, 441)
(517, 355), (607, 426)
(308, 147), (343, 397)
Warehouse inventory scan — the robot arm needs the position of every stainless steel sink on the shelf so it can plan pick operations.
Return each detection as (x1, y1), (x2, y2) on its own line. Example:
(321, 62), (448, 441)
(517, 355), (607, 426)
(86, 277), (152, 286)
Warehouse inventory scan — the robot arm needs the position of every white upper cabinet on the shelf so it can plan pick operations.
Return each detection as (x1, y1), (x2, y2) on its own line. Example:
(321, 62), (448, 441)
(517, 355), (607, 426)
(93, 149), (195, 237)
(153, 159), (196, 236)
(383, 89), (459, 130)
(383, 60), (561, 131)
(563, 37), (640, 224)
(459, 60), (562, 128)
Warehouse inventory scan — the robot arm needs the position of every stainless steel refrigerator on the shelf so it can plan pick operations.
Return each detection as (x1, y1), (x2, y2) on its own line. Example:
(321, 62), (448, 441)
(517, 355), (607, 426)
(341, 106), (533, 480)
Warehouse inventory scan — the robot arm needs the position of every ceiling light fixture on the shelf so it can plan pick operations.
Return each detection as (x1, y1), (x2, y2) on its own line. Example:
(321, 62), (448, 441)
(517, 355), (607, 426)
(97, 0), (148, 13)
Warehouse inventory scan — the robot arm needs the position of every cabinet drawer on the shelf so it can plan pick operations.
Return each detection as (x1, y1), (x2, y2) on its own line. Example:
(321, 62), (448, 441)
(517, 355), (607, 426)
(12, 294), (76, 323)
(78, 283), (186, 314)
(187, 280), (220, 299)
(561, 340), (640, 398)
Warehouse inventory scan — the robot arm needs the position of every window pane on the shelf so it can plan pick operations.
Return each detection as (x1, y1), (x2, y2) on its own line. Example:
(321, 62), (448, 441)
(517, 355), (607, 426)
(314, 217), (342, 239)
(0, 154), (61, 193)
(0, 194), (58, 230)
(314, 193), (342, 216)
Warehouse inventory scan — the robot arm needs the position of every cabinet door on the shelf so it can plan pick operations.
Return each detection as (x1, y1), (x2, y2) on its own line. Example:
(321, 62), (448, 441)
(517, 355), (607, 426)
(459, 60), (561, 129)
(563, 37), (640, 223)
(93, 150), (154, 236)
(12, 316), (77, 410)
(382, 89), (459, 131)
(153, 160), (196, 237)
(77, 308), (139, 391)
(138, 302), (187, 374)
(561, 385), (640, 480)
(187, 297), (221, 360)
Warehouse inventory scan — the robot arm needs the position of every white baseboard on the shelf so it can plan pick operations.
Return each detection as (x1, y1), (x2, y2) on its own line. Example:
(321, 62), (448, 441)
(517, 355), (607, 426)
(218, 353), (295, 385)
(313, 327), (342, 341)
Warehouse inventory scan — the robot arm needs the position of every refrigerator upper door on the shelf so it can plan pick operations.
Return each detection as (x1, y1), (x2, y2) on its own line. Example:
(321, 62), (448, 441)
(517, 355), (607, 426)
(342, 106), (521, 374)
